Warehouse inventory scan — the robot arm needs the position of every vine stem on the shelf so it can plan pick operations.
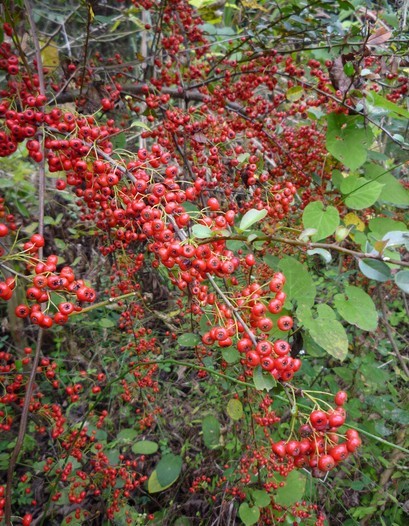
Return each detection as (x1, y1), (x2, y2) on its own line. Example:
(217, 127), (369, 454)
(378, 287), (409, 377)
(5, 330), (44, 526)
(200, 234), (409, 269)
(69, 291), (139, 316)
(6, 3), (47, 524)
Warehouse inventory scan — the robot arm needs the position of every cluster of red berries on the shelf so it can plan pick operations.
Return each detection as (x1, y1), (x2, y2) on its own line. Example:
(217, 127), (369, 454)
(272, 391), (361, 475)
(201, 272), (300, 381)
(3, 233), (96, 327)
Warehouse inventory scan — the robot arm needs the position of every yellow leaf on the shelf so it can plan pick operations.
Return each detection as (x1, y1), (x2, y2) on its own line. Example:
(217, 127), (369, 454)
(40, 40), (59, 73)
(374, 240), (388, 254)
(147, 470), (175, 493)
(343, 212), (365, 232)
(241, 0), (268, 12)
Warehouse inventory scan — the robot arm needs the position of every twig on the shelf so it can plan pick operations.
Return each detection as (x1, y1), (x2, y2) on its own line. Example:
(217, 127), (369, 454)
(5, 3), (47, 523)
(199, 234), (409, 269)
(5, 329), (44, 526)
(378, 288), (409, 377)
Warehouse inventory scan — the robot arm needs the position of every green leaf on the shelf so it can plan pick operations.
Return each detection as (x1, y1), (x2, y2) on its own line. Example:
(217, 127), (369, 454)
(105, 449), (120, 466)
(369, 218), (408, 238)
(130, 120), (151, 131)
(302, 201), (340, 241)
(278, 257), (316, 308)
(333, 285), (378, 331)
(326, 113), (373, 170)
(226, 399), (243, 420)
(132, 440), (158, 455)
(14, 199), (30, 218)
(202, 415), (220, 449)
(221, 347), (240, 364)
(358, 259), (391, 282)
(156, 453), (182, 487)
(286, 86), (303, 101)
(343, 62), (355, 76)
(341, 176), (384, 210)
(99, 318), (116, 328)
(298, 304), (349, 361)
(274, 471), (306, 507)
(250, 489), (270, 508)
(366, 91), (409, 120)
(148, 469), (177, 493)
(307, 248), (332, 263)
(111, 132), (126, 150)
(239, 209), (267, 231)
(178, 333), (201, 347)
(395, 270), (409, 293)
(191, 224), (212, 239)
(253, 366), (276, 392)
(238, 503), (260, 526)
(364, 164), (409, 207)
(237, 153), (250, 163)
(117, 428), (139, 442)
(263, 254), (279, 270)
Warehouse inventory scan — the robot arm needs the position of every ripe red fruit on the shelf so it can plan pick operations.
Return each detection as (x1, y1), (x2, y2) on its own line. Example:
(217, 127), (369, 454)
(245, 253), (256, 266)
(22, 514), (33, 526)
(15, 305), (30, 318)
(260, 356), (275, 371)
(310, 410), (328, 431)
(207, 197), (220, 211)
(268, 299), (282, 314)
(272, 441), (286, 458)
(101, 98), (113, 110)
(346, 436), (362, 452)
(329, 443), (349, 462)
(246, 351), (260, 367)
(0, 283), (13, 300)
(318, 454), (335, 472)
(213, 326), (228, 341)
(256, 340), (272, 356)
(334, 390), (348, 406)
(273, 340), (290, 356)
(237, 338), (253, 353)
(328, 409), (346, 428)
(257, 317), (273, 332)
(277, 315), (293, 331)
(285, 440), (301, 457)
(0, 223), (9, 237)
(30, 233), (45, 248)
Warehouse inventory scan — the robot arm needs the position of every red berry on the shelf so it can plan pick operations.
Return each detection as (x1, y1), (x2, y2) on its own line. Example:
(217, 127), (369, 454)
(318, 454), (335, 472)
(0, 224), (9, 237)
(310, 410), (328, 431)
(334, 390), (348, 406)
(329, 443), (349, 462)
(30, 234), (45, 248)
(277, 315), (293, 331)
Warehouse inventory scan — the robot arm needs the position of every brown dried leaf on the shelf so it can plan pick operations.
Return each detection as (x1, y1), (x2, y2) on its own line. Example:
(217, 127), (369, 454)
(329, 56), (352, 94)
(367, 28), (392, 47)
(192, 133), (208, 144)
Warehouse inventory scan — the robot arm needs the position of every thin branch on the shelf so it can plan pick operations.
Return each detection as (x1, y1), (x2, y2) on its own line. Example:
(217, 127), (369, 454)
(378, 288), (409, 377)
(5, 329), (44, 526)
(6, 3), (47, 523)
(199, 234), (409, 269)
